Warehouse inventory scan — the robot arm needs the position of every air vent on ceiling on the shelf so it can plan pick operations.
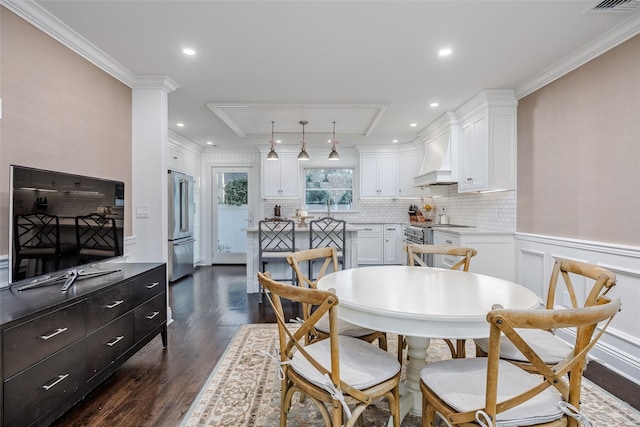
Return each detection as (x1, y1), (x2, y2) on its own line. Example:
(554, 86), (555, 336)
(588, 0), (640, 12)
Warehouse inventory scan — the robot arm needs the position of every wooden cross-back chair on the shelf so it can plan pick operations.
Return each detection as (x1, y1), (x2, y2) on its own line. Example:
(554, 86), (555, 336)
(405, 243), (477, 270)
(257, 271), (401, 427)
(421, 298), (621, 427)
(287, 247), (387, 349)
(475, 257), (617, 373)
(400, 244), (478, 360)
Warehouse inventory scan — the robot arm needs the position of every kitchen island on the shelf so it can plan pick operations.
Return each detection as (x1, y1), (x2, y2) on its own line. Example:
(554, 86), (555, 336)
(245, 222), (359, 293)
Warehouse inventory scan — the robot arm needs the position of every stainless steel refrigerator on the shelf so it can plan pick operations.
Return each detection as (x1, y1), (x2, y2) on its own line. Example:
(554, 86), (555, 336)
(168, 170), (195, 282)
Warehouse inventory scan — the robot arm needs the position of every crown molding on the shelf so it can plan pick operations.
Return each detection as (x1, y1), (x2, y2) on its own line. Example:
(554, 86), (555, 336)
(133, 76), (180, 93)
(2, 0), (137, 87)
(515, 11), (640, 99)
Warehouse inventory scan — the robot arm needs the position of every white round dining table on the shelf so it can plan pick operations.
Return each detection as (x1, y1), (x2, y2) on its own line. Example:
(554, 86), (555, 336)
(316, 265), (541, 422)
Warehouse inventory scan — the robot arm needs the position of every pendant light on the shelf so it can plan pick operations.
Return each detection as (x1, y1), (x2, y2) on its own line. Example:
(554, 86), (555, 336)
(328, 121), (340, 161)
(298, 120), (310, 161)
(266, 121), (279, 160)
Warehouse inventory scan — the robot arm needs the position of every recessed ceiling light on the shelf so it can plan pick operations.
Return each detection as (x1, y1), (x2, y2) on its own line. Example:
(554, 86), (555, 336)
(410, 123), (417, 127)
(392, 139), (399, 143)
(275, 139), (282, 144)
(430, 102), (439, 108)
(206, 141), (213, 145)
(438, 48), (452, 57)
(177, 123), (184, 127)
(182, 48), (196, 56)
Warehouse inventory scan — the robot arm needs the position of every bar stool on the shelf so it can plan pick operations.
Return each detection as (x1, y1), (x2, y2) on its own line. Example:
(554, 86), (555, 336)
(258, 219), (296, 304)
(308, 216), (345, 279)
(13, 213), (63, 279)
(75, 213), (120, 263)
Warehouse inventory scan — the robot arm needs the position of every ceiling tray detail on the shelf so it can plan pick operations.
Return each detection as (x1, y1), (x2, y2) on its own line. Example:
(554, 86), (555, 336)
(206, 103), (389, 139)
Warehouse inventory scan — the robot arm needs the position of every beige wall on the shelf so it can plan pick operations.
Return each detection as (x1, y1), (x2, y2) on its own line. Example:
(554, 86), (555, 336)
(517, 34), (640, 246)
(0, 6), (132, 256)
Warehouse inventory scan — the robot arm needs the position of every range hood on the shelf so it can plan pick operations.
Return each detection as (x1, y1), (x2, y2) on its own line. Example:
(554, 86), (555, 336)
(414, 112), (459, 187)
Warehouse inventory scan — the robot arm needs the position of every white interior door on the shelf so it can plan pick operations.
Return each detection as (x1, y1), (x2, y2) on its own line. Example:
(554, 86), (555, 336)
(212, 167), (254, 264)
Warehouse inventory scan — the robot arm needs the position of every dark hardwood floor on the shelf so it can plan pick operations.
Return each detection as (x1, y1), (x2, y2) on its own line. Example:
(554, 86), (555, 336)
(52, 265), (639, 426)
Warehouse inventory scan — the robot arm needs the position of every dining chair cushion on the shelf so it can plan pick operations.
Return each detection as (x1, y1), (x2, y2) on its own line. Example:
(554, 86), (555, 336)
(291, 335), (400, 390)
(261, 251), (295, 258)
(474, 329), (573, 364)
(314, 314), (380, 338)
(421, 358), (564, 427)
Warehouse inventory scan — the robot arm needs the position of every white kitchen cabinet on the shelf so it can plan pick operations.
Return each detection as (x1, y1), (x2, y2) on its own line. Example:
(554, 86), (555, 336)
(456, 90), (517, 193)
(397, 148), (426, 198)
(30, 170), (57, 190)
(59, 174), (106, 192)
(357, 224), (402, 265)
(383, 224), (402, 264)
(357, 224), (384, 265)
(359, 153), (397, 198)
(432, 229), (515, 281)
(168, 146), (184, 171)
(261, 152), (299, 198)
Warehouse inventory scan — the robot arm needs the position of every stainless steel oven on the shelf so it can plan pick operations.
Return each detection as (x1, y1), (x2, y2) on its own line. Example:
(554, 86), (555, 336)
(403, 223), (470, 266)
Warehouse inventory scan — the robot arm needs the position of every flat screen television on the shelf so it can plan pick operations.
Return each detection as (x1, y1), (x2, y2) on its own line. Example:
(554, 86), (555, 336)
(8, 165), (125, 285)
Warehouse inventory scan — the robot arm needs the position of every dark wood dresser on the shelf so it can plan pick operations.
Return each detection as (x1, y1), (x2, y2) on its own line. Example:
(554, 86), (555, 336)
(0, 263), (167, 427)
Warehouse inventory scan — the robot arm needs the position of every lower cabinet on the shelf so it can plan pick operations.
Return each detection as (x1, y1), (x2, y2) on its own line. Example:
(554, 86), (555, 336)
(357, 224), (402, 266)
(0, 263), (167, 427)
(432, 230), (515, 281)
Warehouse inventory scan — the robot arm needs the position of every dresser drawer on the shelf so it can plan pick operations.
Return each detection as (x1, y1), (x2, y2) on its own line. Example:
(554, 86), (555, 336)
(134, 293), (166, 342)
(3, 339), (87, 427)
(3, 300), (87, 378)
(86, 312), (135, 378)
(132, 267), (166, 306)
(87, 282), (134, 331)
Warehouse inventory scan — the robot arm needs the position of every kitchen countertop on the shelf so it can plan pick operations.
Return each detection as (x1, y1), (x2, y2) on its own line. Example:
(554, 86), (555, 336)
(245, 224), (361, 232)
(429, 227), (513, 236)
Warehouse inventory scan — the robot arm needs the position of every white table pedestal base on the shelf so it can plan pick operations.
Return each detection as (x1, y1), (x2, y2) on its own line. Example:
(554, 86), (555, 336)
(388, 336), (431, 426)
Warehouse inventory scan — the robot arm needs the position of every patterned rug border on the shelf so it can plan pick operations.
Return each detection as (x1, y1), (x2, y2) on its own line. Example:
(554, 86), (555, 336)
(178, 324), (249, 427)
(180, 323), (640, 426)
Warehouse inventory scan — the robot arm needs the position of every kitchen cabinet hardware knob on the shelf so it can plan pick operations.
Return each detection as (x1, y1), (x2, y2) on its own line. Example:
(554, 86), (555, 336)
(146, 282), (160, 289)
(39, 327), (68, 340)
(42, 374), (69, 390)
(106, 336), (125, 347)
(105, 300), (124, 309)
(467, 177), (473, 181)
(446, 240), (453, 244)
(146, 311), (160, 320)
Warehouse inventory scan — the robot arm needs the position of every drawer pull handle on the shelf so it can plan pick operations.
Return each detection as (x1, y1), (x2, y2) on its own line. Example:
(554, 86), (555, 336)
(146, 311), (160, 320)
(146, 282), (160, 289)
(106, 336), (125, 347)
(39, 327), (68, 340)
(446, 240), (453, 244)
(42, 374), (69, 390)
(105, 300), (124, 309)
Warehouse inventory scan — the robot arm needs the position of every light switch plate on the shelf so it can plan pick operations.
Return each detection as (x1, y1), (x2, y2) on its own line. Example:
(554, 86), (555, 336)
(136, 205), (150, 218)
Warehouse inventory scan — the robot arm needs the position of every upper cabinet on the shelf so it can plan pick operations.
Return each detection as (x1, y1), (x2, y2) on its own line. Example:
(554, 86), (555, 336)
(456, 90), (517, 193)
(397, 145), (427, 198)
(358, 150), (397, 198)
(261, 152), (299, 198)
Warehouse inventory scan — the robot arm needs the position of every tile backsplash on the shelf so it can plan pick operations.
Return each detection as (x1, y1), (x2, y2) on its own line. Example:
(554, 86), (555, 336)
(263, 186), (516, 231)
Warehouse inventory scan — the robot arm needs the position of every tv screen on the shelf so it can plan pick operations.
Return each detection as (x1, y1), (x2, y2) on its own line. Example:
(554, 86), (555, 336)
(9, 165), (125, 284)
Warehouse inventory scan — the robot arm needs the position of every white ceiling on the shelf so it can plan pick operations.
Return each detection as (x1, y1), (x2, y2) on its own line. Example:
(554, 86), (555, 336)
(11, 0), (640, 149)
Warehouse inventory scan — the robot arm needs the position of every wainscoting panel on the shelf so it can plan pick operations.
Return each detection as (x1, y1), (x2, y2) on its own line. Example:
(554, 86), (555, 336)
(516, 233), (640, 385)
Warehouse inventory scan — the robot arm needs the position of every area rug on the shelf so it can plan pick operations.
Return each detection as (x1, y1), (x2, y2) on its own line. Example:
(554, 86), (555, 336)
(180, 323), (640, 426)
